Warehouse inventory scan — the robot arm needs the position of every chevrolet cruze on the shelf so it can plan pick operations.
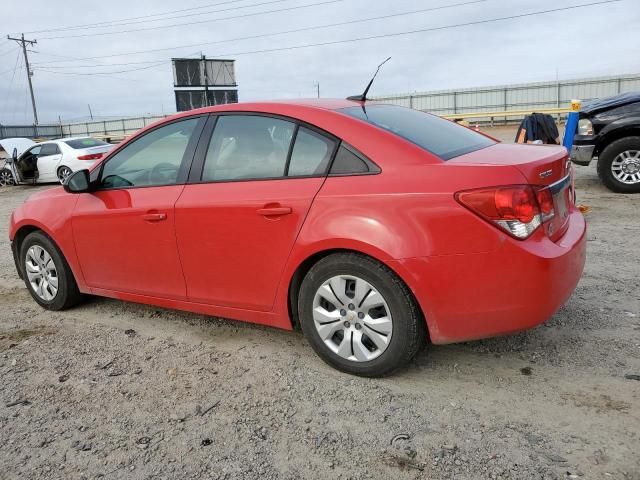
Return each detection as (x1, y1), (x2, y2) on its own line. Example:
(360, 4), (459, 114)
(9, 100), (586, 376)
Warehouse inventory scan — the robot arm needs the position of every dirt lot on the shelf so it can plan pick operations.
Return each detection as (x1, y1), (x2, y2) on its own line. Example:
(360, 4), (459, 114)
(0, 132), (639, 479)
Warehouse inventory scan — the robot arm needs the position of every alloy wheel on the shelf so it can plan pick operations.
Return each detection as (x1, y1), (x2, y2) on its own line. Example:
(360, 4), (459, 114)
(312, 275), (393, 362)
(611, 150), (640, 185)
(25, 245), (59, 301)
(58, 166), (72, 184)
(0, 169), (14, 187)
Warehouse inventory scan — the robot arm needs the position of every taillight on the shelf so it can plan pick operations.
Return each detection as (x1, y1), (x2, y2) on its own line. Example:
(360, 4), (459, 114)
(77, 153), (103, 160)
(456, 185), (555, 240)
(535, 187), (555, 222)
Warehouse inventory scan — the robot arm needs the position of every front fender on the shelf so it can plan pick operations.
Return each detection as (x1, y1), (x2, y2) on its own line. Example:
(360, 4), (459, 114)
(9, 190), (87, 291)
(594, 119), (640, 156)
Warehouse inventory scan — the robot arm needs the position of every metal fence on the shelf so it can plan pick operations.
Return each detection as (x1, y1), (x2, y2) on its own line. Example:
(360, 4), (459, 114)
(372, 73), (640, 122)
(0, 115), (167, 141)
(0, 124), (62, 140)
(2, 74), (639, 140)
(60, 114), (167, 138)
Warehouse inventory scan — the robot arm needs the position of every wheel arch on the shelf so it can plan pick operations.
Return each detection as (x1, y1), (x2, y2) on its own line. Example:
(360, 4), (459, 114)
(12, 224), (81, 287)
(286, 247), (430, 341)
(11, 225), (42, 279)
(595, 126), (640, 157)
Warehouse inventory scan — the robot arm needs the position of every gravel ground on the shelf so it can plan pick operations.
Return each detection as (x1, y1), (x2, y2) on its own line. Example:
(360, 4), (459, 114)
(0, 134), (639, 479)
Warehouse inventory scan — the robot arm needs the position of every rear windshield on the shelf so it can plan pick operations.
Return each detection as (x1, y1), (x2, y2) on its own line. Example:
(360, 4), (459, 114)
(340, 105), (495, 160)
(64, 138), (108, 149)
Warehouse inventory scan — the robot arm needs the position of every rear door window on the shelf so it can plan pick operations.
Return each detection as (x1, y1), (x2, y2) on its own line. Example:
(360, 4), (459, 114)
(340, 105), (495, 160)
(287, 127), (336, 177)
(202, 115), (295, 182)
(39, 143), (60, 156)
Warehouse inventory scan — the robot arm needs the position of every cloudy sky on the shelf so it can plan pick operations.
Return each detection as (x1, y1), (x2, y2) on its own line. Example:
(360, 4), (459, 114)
(1, 0), (638, 124)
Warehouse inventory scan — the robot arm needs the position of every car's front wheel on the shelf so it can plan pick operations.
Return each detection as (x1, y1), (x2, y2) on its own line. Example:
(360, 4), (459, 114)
(597, 136), (640, 193)
(57, 166), (73, 184)
(20, 231), (82, 310)
(298, 253), (425, 377)
(0, 168), (15, 187)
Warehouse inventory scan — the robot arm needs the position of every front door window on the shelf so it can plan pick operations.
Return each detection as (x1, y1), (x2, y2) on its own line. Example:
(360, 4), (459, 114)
(100, 118), (200, 189)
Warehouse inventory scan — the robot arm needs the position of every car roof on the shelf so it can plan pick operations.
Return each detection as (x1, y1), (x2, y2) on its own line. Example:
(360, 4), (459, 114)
(53, 136), (94, 142)
(191, 98), (367, 115)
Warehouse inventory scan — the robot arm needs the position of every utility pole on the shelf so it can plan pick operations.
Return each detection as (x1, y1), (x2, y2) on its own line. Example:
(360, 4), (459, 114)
(202, 54), (209, 107)
(7, 34), (38, 125)
(314, 82), (320, 98)
(87, 104), (94, 120)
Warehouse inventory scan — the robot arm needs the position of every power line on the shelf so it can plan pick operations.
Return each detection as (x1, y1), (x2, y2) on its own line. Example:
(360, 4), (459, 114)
(0, 45), (18, 58)
(36, 61), (168, 76)
(30, 0), (289, 35)
(24, 0), (262, 34)
(32, 0), (491, 66)
(39, 0), (343, 39)
(35, 0), (624, 77)
(1, 51), (22, 118)
(199, 0), (624, 60)
(38, 60), (167, 69)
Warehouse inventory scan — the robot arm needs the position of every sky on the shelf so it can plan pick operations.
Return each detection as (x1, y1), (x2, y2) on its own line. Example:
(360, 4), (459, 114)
(0, 0), (638, 124)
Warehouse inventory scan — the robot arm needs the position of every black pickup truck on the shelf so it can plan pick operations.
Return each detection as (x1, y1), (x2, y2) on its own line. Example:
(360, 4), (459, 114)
(570, 92), (640, 193)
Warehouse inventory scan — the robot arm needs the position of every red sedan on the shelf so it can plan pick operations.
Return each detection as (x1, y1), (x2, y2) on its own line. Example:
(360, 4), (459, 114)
(9, 100), (586, 376)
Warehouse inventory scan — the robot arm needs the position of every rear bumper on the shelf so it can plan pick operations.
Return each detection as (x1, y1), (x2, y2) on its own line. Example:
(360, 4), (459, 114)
(570, 144), (595, 166)
(392, 209), (587, 344)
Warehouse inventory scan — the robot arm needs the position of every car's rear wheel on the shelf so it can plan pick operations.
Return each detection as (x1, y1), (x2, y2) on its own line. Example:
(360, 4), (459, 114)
(597, 136), (640, 193)
(57, 166), (73, 184)
(20, 231), (82, 310)
(298, 253), (425, 377)
(0, 168), (15, 186)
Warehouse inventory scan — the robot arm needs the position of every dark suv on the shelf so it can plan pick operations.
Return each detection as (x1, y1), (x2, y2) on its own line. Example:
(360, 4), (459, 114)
(570, 92), (640, 193)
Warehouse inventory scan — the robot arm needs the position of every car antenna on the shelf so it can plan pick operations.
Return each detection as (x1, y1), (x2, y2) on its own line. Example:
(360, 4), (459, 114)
(347, 57), (392, 102)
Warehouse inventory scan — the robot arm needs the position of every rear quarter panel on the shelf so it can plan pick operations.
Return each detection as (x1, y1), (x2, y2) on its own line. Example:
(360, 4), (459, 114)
(274, 159), (530, 329)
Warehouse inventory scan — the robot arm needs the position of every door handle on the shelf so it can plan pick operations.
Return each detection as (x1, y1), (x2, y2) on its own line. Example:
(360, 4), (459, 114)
(141, 213), (167, 222)
(257, 206), (292, 217)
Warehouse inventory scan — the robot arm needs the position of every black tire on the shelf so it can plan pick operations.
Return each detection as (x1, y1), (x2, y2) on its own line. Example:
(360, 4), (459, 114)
(298, 252), (426, 377)
(0, 168), (15, 187)
(57, 166), (72, 184)
(596, 136), (640, 193)
(20, 231), (83, 310)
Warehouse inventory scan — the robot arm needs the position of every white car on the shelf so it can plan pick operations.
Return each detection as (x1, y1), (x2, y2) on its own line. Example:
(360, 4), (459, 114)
(1, 137), (112, 185)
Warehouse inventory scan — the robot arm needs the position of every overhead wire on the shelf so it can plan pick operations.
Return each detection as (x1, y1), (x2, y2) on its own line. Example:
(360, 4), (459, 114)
(33, 0), (624, 76)
(24, 0), (269, 34)
(32, 0), (491, 66)
(39, 0), (343, 39)
(1, 51), (22, 118)
(29, 0), (289, 34)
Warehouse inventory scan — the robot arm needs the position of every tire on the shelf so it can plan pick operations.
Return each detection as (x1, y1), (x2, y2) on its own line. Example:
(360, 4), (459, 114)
(20, 231), (82, 310)
(596, 136), (640, 193)
(57, 166), (73, 184)
(298, 252), (426, 377)
(0, 168), (15, 187)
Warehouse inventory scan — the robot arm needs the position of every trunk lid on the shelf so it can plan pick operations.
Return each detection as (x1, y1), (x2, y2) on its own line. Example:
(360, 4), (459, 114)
(450, 143), (574, 241)
(448, 143), (570, 186)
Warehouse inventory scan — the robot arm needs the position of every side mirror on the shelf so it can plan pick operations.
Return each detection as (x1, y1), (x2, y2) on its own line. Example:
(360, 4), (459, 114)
(63, 169), (91, 193)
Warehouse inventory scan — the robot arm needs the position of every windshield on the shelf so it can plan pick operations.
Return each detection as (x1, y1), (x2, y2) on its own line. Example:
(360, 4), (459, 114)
(340, 105), (495, 160)
(64, 138), (109, 149)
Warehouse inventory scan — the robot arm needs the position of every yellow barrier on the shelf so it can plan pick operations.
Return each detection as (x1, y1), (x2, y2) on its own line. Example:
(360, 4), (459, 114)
(441, 107), (574, 120)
